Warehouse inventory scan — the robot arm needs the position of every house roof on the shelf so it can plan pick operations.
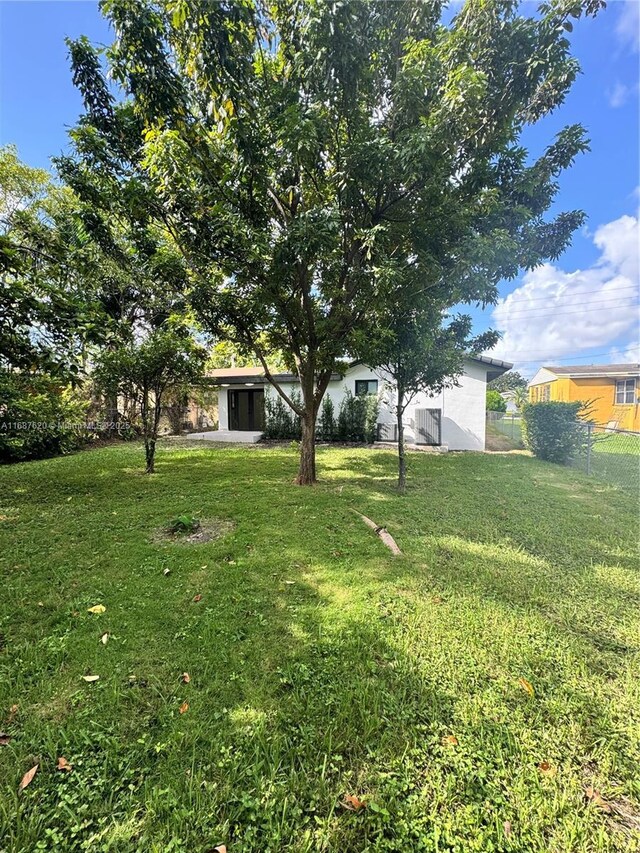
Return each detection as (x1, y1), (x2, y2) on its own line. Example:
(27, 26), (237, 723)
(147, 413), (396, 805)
(538, 363), (640, 380)
(207, 355), (513, 386)
(206, 366), (342, 385)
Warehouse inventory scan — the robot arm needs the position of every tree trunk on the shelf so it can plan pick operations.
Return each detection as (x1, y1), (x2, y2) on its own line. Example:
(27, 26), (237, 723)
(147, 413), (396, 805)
(397, 385), (406, 492)
(145, 438), (156, 474)
(297, 409), (317, 485)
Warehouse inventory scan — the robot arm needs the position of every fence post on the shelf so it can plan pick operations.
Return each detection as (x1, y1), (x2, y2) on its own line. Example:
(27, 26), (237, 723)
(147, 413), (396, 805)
(586, 422), (592, 476)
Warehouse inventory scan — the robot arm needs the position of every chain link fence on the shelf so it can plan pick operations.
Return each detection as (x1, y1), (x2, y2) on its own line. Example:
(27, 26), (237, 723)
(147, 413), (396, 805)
(570, 423), (640, 493)
(486, 411), (524, 448)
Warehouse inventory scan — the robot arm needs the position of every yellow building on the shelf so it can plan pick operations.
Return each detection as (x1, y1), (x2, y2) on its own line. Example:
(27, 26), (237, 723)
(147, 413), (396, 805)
(528, 364), (640, 431)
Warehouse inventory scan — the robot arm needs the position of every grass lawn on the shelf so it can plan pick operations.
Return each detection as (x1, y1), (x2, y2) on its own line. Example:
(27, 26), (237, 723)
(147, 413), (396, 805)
(0, 442), (639, 852)
(589, 432), (640, 494)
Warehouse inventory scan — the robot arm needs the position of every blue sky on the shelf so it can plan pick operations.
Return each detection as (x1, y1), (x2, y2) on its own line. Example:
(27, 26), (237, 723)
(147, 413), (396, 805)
(1, 0), (638, 375)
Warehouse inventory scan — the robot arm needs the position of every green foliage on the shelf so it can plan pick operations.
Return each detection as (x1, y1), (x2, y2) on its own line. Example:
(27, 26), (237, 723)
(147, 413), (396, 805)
(336, 390), (379, 443)
(168, 514), (200, 535)
(317, 395), (336, 442)
(522, 400), (585, 463)
(486, 389), (507, 413)
(66, 0), (603, 482)
(263, 392), (302, 441)
(0, 373), (90, 462)
(94, 326), (207, 471)
(488, 370), (528, 393)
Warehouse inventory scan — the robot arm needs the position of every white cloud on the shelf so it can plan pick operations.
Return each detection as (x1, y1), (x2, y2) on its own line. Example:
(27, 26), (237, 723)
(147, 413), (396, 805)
(616, 0), (640, 53)
(487, 213), (640, 367)
(607, 80), (634, 108)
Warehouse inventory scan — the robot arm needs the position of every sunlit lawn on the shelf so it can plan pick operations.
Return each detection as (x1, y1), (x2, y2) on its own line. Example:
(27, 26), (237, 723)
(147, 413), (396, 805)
(0, 442), (638, 852)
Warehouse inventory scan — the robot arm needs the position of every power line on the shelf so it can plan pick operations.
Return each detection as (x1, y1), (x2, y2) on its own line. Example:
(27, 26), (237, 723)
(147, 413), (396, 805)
(493, 350), (639, 366)
(495, 284), (638, 306)
(492, 300), (640, 322)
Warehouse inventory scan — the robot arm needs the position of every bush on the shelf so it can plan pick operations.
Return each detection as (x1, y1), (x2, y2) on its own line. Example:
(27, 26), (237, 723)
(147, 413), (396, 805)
(522, 401), (585, 464)
(336, 389), (379, 443)
(0, 373), (91, 462)
(486, 389), (507, 412)
(263, 391), (301, 440)
(317, 395), (336, 441)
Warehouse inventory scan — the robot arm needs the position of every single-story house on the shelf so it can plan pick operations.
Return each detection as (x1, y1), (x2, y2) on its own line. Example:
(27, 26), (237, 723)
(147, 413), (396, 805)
(528, 363), (640, 431)
(208, 355), (512, 450)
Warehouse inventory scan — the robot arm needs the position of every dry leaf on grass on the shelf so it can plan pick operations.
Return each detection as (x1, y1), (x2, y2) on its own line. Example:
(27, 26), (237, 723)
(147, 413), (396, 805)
(0, 733), (11, 746)
(193, 594), (202, 603)
(181, 673), (190, 684)
(101, 633), (109, 645)
(341, 794), (366, 811)
(503, 820), (512, 837)
(179, 701), (189, 714)
(538, 761), (557, 777)
(7, 704), (18, 723)
(87, 605), (106, 614)
(19, 764), (38, 792)
(585, 786), (613, 813)
(163, 568), (171, 576)
(442, 735), (458, 746)
(56, 756), (72, 772)
(81, 674), (100, 683)
(206, 846), (227, 853)
(518, 677), (535, 697)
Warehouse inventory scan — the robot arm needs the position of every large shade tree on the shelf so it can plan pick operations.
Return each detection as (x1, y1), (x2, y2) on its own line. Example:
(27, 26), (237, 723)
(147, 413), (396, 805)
(66, 0), (602, 483)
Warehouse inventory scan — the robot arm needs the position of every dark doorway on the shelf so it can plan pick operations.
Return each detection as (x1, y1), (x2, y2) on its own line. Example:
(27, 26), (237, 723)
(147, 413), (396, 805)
(229, 389), (265, 431)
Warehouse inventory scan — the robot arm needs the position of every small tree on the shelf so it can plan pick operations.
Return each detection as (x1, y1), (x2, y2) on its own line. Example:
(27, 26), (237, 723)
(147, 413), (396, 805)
(357, 305), (496, 489)
(487, 389), (508, 413)
(489, 371), (528, 393)
(317, 395), (336, 442)
(95, 327), (206, 473)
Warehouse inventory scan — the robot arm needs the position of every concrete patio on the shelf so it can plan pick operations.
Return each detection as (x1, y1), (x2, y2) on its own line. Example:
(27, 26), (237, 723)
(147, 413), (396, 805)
(184, 429), (264, 444)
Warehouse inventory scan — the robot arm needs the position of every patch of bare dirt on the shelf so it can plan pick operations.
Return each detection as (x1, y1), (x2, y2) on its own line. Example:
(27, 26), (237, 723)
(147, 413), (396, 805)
(152, 518), (235, 545)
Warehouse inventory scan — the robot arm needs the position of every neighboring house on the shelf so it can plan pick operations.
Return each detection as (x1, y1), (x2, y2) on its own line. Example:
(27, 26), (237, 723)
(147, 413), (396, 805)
(208, 355), (512, 450)
(528, 364), (640, 431)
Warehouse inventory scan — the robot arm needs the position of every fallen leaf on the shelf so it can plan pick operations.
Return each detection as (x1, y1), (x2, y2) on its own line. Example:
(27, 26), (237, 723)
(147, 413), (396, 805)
(538, 760), (556, 777)
(432, 595), (444, 604)
(503, 820), (512, 837)
(341, 794), (366, 811)
(0, 733), (11, 746)
(7, 704), (18, 723)
(284, 580), (295, 585)
(81, 674), (100, 683)
(442, 734), (458, 746)
(179, 701), (189, 714)
(19, 764), (38, 792)
(100, 633), (109, 645)
(212, 846), (227, 853)
(87, 605), (106, 614)
(193, 594), (202, 603)
(163, 568), (171, 576)
(585, 786), (612, 813)
(518, 677), (535, 697)
(56, 756), (72, 772)
(181, 672), (191, 684)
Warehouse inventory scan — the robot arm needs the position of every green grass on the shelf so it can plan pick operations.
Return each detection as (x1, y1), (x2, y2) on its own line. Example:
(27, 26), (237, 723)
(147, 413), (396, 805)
(588, 432), (640, 493)
(0, 442), (639, 852)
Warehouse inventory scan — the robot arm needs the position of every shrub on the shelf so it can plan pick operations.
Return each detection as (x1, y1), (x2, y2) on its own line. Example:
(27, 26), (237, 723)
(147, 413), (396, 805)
(263, 391), (301, 440)
(336, 389), (379, 442)
(317, 395), (336, 441)
(522, 401), (585, 464)
(0, 373), (91, 462)
(486, 389), (507, 412)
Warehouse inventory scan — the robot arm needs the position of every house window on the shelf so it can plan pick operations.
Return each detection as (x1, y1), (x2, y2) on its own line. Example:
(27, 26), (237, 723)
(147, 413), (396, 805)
(355, 379), (378, 396)
(615, 378), (636, 405)
(542, 385), (551, 401)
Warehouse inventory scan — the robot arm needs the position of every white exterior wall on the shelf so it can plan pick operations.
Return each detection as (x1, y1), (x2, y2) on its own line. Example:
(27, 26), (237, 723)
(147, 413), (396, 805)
(218, 358), (490, 450)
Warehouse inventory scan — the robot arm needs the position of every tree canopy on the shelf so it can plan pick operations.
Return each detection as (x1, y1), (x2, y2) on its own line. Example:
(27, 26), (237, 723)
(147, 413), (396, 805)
(64, 0), (603, 482)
